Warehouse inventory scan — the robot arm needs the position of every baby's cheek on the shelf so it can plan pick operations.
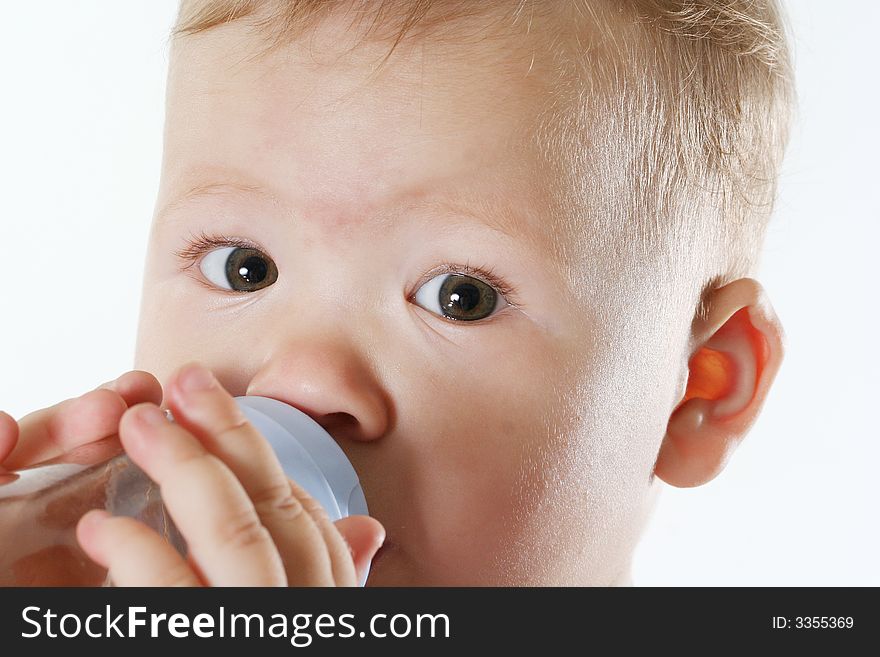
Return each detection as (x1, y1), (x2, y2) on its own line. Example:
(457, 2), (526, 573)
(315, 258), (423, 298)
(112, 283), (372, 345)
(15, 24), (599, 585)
(439, 356), (645, 585)
(415, 377), (578, 584)
(450, 341), (586, 577)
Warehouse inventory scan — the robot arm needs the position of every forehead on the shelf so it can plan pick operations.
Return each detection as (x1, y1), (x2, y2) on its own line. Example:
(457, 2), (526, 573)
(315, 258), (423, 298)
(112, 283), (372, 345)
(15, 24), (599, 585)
(160, 16), (576, 263)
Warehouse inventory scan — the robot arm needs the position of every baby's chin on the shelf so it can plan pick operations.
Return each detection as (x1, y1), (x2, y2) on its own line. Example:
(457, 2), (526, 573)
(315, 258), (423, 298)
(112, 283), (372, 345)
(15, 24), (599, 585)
(362, 547), (509, 586)
(363, 542), (469, 586)
(363, 541), (416, 586)
(363, 542), (637, 585)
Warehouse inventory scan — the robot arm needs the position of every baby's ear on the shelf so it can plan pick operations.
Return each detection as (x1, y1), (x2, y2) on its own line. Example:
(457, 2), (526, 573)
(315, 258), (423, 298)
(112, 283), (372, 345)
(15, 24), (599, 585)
(654, 277), (785, 488)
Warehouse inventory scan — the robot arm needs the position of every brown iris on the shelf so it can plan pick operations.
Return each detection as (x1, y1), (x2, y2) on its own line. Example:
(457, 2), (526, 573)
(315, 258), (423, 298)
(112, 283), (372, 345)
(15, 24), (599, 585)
(437, 274), (497, 321)
(224, 247), (278, 292)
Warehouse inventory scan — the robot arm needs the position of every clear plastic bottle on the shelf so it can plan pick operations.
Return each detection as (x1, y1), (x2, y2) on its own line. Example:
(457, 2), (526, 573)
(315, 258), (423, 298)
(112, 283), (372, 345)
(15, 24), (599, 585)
(0, 395), (369, 587)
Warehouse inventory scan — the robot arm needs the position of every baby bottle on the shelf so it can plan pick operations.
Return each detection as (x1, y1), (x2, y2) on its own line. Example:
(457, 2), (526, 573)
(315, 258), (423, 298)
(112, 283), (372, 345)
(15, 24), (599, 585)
(0, 396), (370, 587)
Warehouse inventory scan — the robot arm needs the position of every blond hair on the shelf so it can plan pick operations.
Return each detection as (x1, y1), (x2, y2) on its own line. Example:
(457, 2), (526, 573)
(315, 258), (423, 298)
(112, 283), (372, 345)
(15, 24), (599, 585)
(172, 0), (794, 322)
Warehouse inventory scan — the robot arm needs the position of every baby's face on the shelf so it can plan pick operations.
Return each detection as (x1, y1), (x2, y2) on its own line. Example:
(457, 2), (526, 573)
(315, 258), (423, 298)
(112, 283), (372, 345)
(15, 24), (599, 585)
(135, 15), (672, 585)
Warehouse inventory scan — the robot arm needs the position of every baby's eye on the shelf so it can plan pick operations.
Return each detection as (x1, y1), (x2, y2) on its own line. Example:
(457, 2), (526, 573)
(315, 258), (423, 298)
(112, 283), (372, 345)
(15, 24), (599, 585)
(412, 272), (508, 322)
(198, 246), (278, 292)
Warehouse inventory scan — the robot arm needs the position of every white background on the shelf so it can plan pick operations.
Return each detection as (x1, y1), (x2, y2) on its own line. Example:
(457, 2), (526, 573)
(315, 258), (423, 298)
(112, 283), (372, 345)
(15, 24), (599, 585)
(0, 2), (876, 585)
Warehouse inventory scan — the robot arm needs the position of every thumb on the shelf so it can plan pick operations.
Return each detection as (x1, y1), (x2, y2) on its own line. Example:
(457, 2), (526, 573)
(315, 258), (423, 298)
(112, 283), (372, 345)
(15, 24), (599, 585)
(333, 515), (386, 585)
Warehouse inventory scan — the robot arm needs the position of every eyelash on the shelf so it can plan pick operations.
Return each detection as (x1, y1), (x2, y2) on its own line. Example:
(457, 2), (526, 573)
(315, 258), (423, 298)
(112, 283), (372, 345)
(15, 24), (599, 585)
(173, 229), (523, 308)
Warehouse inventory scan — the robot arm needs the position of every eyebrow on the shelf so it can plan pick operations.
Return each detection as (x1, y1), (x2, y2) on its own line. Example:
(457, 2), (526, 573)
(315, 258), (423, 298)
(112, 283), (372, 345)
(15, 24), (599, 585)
(408, 189), (547, 252)
(157, 181), (272, 219)
(156, 178), (546, 253)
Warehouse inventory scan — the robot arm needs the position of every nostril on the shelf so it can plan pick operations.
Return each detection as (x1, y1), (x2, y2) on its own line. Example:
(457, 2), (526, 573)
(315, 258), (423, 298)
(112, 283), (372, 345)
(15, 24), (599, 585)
(320, 412), (355, 434)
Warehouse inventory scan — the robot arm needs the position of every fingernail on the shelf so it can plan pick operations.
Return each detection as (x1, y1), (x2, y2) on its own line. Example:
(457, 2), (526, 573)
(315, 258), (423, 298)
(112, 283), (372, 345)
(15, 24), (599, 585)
(82, 509), (110, 528)
(373, 528), (387, 552)
(135, 405), (168, 428)
(180, 363), (215, 393)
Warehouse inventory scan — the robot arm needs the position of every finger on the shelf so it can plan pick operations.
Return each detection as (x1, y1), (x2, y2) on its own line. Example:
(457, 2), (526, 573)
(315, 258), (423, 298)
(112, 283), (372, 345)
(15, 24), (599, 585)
(332, 515), (386, 586)
(284, 477), (359, 586)
(120, 401), (287, 586)
(3, 370), (163, 470)
(0, 410), (18, 483)
(165, 362), (335, 586)
(76, 510), (201, 587)
(4, 390), (125, 468)
(285, 478), (385, 587)
(95, 370), (164, 408)
(0, 410), (18, 464)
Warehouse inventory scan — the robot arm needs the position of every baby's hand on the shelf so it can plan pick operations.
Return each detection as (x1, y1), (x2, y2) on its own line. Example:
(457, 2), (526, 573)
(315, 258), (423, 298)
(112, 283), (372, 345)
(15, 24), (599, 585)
(0, 371), (163, 472)
(74, 362), (385, 586)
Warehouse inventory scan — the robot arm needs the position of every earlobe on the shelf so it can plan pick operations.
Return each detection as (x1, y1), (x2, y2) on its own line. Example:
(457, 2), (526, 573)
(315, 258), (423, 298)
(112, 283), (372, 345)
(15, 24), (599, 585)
(654, 278), (785, 488)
